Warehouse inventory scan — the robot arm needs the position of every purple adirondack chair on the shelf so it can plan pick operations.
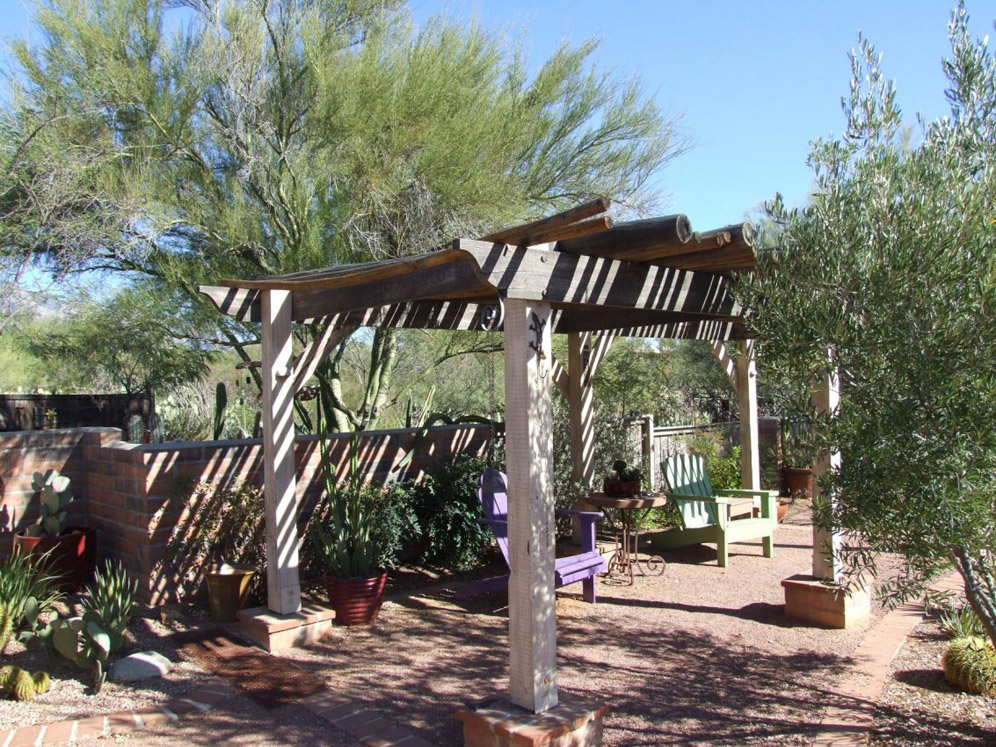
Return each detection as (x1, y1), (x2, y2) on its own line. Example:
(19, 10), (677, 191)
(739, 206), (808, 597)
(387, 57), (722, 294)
(456, 468), (607, 603)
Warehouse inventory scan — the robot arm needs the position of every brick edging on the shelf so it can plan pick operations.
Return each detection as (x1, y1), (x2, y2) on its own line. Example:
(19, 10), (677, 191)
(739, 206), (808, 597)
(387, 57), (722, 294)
(809, 573), (963, 747)
(0, 683), (231, 746)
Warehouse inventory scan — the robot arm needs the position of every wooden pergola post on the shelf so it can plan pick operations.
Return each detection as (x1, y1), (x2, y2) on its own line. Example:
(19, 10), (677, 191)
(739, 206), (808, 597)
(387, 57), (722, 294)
(260, 289), (302, 615)
(711, 341), (759, 490)
(567, 332), (596, 490)
(504, 298), (558, 713)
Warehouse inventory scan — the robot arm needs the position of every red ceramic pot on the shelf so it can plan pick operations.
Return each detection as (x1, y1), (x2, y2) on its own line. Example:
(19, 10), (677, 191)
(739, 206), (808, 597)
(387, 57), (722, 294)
(781, 466), (814, 499)
(603, 479), (641, 497)
(324, 571), (388, 626)
(13, 526), (97, 593)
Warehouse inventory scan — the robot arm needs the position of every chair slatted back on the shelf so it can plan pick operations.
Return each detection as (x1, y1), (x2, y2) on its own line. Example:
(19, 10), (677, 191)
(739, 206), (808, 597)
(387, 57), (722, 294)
(662, 453), (718, 529)
(479, 468), (511, 564)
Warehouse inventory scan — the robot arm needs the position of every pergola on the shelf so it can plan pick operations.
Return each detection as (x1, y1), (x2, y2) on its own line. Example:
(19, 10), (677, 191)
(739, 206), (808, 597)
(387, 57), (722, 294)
(199, 198), (841, 714)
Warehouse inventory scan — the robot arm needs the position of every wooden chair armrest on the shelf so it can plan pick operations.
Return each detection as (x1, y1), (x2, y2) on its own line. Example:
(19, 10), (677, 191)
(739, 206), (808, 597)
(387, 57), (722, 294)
(716, 489), (779, 499)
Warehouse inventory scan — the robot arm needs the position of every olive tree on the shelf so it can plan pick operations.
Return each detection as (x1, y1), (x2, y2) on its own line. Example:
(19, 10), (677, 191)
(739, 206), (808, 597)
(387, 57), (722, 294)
(737, 4), (996, 644)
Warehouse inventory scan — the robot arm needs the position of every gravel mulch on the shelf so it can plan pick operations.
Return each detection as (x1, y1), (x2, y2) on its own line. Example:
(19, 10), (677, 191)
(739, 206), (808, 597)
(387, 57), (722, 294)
(872, 615), (996, 745)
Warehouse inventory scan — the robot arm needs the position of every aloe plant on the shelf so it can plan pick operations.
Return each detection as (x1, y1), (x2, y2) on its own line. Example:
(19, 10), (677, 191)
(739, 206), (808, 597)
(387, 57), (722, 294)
(47, 560), (137, 692)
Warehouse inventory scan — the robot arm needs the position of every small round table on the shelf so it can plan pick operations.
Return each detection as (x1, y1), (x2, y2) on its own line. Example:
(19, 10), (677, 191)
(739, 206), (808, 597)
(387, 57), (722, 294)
(585, 493), (668, 585)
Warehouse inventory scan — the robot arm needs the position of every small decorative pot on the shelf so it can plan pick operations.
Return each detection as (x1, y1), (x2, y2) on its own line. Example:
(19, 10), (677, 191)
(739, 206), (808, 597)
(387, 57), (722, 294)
(13, 526), (97, 593)
(206, 563), (256, 622)
(781, 466), (814, 499)
(324, 571), (388, 626)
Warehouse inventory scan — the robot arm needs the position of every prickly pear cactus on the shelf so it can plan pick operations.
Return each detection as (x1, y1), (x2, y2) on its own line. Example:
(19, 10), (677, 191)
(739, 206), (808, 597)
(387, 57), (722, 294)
(942, 636), (996, 695)
(30, 469), (75, 536)
(0, 665), (51, 701)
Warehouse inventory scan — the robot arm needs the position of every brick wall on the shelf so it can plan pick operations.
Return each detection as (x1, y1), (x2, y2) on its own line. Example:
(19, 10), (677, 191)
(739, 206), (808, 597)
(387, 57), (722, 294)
(0, 424), (491, 604)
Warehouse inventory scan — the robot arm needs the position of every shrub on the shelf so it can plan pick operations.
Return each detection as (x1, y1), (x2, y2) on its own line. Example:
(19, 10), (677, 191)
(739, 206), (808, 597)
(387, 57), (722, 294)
(942, 637), (996, 695)
(686, 432), (741, 491)
(414, 454), (496, 570)
(162, 481), (266, 604)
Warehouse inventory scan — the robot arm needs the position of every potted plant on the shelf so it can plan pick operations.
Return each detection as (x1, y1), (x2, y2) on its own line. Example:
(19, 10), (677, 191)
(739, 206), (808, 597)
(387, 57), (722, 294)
(13, 469), (96, 593)
(603, 459), (643, 497)
(310, 436), (388, 626)
(778, 417), (816, 500)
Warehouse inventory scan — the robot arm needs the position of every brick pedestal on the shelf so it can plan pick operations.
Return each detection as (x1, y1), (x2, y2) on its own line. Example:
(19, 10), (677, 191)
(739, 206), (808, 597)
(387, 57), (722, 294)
(782, 574), (870, 629)
(237, 603), (335, 651)
(455, 691), (608, 747)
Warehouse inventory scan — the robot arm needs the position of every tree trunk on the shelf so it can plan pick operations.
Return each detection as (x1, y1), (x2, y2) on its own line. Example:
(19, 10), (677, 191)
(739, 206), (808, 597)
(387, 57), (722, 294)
(951, 545), (996, 648)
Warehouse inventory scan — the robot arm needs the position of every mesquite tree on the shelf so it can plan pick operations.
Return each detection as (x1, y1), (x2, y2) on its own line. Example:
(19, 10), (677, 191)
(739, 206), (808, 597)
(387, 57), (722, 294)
(737, 4), (996, 645)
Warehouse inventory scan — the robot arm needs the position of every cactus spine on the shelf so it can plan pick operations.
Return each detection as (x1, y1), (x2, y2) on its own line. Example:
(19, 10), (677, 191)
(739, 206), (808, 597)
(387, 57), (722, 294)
(0, 666), (51, 701)
(942, 636), (996, 695)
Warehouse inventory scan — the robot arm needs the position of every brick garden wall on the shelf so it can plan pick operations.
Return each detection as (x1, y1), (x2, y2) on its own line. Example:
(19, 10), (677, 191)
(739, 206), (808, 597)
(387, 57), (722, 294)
(0, 424), (491, 605)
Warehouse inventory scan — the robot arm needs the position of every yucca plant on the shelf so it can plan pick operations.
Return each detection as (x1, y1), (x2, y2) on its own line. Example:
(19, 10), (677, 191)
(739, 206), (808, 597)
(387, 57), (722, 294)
(941, 605), (986, 640)
(0, 549), (63, 656)
(311, 434), (378, 579)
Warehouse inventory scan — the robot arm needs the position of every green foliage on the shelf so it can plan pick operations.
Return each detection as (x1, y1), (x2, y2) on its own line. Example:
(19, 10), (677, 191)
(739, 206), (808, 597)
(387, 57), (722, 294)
(606, 459), (642, 484)
(685, 432), (742, 491)
(2, 0), (682, 432)
(28, 469), (76, 536)
(941, 605), (986, 640)
(734, 4), (996, 642)
(48, 560), (136, 693)
(413, 454), (495, 571)
(942, 637), (996, 695)
(213, 382), (228, 441)
(163, 480), (266, 604)
(0, 549), (63, 657)
(311, 435), (379, 579)
(0, 666), (51, 701)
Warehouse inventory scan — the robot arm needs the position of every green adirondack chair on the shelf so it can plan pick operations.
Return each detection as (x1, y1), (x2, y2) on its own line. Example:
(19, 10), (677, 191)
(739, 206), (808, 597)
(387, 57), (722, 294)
(653, 453), (778, 567)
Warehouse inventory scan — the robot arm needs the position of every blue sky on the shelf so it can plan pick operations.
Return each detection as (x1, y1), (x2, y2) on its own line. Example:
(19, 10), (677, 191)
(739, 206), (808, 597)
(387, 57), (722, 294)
(1, 1), (992, 231)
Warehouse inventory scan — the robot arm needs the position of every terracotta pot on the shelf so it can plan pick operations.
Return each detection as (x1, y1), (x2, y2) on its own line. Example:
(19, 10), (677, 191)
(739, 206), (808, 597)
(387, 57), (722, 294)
(206, 563), (256, 622)
(781, 466), (814, 499)
(13, 526), (97, 593)
(603, 479), (641, 497)
(324, 571), (388, 626)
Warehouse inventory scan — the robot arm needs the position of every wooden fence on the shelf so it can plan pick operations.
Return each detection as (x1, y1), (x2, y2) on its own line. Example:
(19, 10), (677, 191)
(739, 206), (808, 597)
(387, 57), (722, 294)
(0, 393), (152, 432)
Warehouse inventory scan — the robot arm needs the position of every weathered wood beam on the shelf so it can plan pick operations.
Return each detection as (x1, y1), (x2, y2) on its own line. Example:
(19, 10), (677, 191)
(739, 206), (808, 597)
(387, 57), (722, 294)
(200, 285), (261, 323)
(710, 341), (738, 388)
(481, 197), (610, 244)
(291, 321), (352, 394)
(506, 215), (614, 247)
(455, 239), (741, 318)
(549, 353), (569, 399)
(554, 307), (740, 334)
(555, 215), (692, 262)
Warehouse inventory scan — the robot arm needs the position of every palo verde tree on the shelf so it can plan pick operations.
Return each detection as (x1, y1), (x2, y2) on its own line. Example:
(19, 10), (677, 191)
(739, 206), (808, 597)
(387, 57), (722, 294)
(737, 4), (996, 645)
(1, 0), (684, 432)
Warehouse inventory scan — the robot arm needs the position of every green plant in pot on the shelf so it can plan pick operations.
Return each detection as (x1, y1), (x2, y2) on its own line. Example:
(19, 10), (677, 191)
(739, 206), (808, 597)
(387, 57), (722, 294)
(13, 470), (96, 592)
(310, 434), (389, 626)
(603, 459), (643, 497)
(778, 414), (818, 500)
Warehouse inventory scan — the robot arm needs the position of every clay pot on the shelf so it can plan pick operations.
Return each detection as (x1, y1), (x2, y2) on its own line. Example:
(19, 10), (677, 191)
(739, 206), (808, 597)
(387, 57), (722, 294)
(324, 571), (388, 626)
(781, 466), (814, 499)
(13, 527), (97, 593)
(206, 563), (256, 622)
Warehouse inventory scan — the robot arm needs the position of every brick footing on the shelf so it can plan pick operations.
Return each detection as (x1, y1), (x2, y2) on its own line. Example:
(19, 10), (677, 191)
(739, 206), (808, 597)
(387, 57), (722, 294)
(782, 574), (871, 628)
(236, 603), (335, 652)
(455, 691), (608, 747)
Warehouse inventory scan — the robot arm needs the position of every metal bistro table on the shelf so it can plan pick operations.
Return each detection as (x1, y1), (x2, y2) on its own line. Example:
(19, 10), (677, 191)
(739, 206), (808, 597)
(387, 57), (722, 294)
(586, 493), (667, 585)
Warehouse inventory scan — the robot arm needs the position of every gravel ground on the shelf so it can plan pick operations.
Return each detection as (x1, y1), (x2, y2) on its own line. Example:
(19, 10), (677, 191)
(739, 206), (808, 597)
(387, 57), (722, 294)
(2, 502), (990, 746)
